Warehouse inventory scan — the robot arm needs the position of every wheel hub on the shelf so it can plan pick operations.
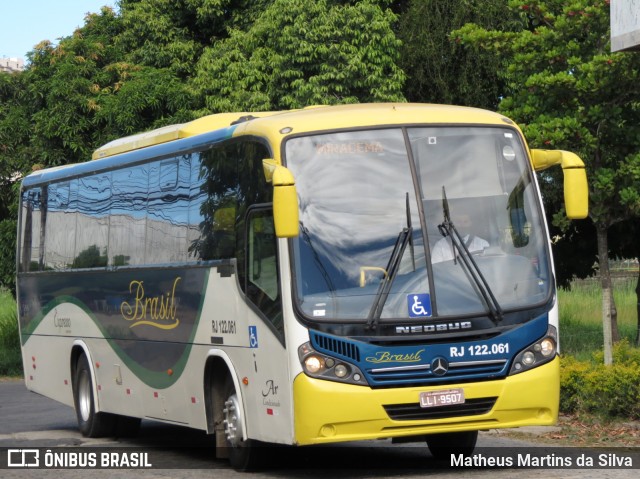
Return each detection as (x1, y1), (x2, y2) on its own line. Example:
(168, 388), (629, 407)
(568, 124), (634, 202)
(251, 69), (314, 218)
(223, 393), (244, 447)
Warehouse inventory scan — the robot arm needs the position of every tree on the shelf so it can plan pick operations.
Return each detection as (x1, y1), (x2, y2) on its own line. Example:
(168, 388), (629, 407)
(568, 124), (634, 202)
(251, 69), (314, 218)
(191, 0), (406, 112)
(456, 0), (640, 364)
(0, 6), (196, 292)
(0, 0), (410, 293)
(24, 8), (127, 165)
(117, 0), (273, 77)
(0, 64), (33, 293)
(395, 0), (517, 109)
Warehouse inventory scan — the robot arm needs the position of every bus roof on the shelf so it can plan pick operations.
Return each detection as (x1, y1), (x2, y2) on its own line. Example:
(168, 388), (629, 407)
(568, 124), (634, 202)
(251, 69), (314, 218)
(22, 103), (516, 188)
(91, 111), (282, 160)
(233, 103), (513, 158)
(239, 103), (510, 135)
(92, 103), (512, 160)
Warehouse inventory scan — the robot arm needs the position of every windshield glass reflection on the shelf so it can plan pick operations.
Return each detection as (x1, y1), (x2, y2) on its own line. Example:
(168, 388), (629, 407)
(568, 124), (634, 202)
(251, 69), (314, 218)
(287, 130), (427, 320)
(286, 127), (551, 322)
(409, 127), (550, 317)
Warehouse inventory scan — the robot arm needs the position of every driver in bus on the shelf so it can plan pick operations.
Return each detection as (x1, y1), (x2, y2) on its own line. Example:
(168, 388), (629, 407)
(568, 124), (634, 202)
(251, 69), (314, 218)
(431, 213), (489, 263)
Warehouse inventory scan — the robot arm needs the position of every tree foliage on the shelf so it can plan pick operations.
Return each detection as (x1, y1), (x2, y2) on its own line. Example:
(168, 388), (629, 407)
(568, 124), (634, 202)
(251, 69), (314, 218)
(0, 0), (409, 293)
(0, 73), (30, 294)
(457, 1), (640, 226)
(456, 0), (640, 362)
(192, 0), (405, 112)
(396, 0), (518, 109)
(25, 8), (126, 165)
(117, 0), (272, 76)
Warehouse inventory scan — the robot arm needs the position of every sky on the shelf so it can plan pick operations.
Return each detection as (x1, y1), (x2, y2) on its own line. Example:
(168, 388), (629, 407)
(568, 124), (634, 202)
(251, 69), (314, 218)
(1, 0), (117, 60)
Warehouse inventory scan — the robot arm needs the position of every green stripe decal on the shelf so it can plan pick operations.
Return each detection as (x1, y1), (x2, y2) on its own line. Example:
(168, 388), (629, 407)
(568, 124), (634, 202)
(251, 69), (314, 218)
(19, 268), (210, 389)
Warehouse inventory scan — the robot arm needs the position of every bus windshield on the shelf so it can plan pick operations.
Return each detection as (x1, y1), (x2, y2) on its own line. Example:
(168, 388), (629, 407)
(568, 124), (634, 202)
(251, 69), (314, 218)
(285, 127), (551, 323)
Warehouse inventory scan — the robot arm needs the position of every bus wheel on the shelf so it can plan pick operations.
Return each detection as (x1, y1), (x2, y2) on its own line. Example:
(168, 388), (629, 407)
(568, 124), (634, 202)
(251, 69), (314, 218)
(73, 354), (115, 437)
(222, 380), (263, 471)
(426, 430), (478, 460)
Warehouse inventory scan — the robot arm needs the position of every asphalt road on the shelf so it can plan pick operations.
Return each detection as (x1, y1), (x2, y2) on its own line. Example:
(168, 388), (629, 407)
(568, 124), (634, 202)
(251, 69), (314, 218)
(0, 379), (637, 478)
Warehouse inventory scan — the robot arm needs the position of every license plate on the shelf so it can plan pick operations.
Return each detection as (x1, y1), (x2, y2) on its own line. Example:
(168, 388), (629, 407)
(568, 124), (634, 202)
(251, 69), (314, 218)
(419, 388), (465, 408)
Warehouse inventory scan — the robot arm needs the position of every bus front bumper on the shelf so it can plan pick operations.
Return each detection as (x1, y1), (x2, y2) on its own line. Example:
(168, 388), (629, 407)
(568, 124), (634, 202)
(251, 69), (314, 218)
(293, 356), (559, 445)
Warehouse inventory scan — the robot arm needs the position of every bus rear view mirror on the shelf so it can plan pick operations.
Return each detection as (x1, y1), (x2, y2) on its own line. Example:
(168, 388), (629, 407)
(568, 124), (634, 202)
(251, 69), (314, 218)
(530, 149), (589, 220)
(562, 166), (588, 219)
(263, 159), (300, 238)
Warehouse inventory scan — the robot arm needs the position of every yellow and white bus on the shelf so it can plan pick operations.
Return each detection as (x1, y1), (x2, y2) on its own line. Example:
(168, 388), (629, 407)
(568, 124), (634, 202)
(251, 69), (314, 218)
(16, 103), (587, 469)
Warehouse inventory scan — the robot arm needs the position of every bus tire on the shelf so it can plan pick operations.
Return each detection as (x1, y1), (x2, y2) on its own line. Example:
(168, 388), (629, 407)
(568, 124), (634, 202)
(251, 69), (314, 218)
(73, 354), (116, 438)
(222, 377), (263, 471)
(426, 430), (478, 460)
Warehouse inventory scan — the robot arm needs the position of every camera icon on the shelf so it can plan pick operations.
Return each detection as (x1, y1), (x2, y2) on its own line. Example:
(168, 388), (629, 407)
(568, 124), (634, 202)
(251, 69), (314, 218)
(7, 449), (40, 468)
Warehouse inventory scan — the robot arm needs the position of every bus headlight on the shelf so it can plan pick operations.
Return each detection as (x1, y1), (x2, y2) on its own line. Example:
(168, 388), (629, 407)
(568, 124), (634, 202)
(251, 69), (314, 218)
(298, 342), (367, 385)
(304, 355), (323, 374)
(540, 338), (555, 357)
(522, 351), (535, 366)
(334, 364), (349, 378)
(509, 325), (557, 375)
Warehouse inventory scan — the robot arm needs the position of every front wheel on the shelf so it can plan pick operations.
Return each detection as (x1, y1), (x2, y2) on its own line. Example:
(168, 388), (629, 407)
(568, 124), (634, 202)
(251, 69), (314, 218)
(73, 354), (116, 437)
(222, 379), (264, 471)
(426, 430), (478, 460)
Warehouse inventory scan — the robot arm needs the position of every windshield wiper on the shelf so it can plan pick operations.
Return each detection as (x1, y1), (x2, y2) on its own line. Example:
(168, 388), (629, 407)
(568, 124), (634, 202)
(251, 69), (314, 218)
(437, 186), (504, 324)
(367, 193), (414, 330)
(366, 226), (412, 330)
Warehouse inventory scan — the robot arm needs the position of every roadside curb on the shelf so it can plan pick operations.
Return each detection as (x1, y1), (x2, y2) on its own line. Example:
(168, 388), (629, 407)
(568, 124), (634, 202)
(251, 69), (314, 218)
(483, 426), (563, 437)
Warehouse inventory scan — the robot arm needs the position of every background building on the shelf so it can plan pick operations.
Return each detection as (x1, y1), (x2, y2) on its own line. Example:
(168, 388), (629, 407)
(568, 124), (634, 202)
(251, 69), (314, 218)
(611, 0), (640, 51)
(0, 57), (24, 73)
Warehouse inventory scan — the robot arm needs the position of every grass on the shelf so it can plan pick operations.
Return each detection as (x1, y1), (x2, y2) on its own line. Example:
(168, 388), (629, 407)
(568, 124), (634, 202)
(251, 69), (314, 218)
(0, 288), (21, 376)
(558, 276), (639, 361)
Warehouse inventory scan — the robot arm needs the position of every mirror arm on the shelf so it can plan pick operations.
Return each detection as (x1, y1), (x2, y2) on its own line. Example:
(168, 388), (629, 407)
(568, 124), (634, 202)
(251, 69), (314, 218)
(530, 149), (588, 220)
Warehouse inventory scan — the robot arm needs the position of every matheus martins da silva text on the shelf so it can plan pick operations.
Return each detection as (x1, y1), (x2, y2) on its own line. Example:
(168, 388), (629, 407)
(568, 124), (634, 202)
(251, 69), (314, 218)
(451, 452), (634, 468)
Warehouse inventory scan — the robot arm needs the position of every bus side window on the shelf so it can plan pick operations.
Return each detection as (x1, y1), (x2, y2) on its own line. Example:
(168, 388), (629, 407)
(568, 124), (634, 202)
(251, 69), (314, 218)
(189, 147), (240, 261)
(246, 208), (283, 335)
(146, 156), (190, 264)
(20, 188), (44, 272)
(45, 182), (75, 271)
(74, 174), (110, 269)
(110, 165), (149, 266)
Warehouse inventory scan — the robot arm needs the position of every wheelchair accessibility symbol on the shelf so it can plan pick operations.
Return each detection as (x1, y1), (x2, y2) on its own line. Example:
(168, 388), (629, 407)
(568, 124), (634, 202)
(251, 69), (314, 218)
(408, 294), (432, 318)
(249, 326), (258, 348)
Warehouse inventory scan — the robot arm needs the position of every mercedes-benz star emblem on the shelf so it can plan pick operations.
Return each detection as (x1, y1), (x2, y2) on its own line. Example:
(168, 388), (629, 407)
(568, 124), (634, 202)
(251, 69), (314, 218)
(431, 357), (449, 376)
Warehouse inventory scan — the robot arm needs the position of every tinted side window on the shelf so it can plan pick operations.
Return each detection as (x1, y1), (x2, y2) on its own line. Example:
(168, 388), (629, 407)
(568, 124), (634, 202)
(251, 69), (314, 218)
(188, 141), (273, 264)
(110, 165), (149, 266)
(189, 145), (239, 261)
(235, 141), (273, 291)
(146, 156), (191, 264)
(187, 152), (207, 262)
(44, 182), (75, 270)
(74, 174), (110, 268)
(19, 188), (44, 272)
(246, 208), (282, 334)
